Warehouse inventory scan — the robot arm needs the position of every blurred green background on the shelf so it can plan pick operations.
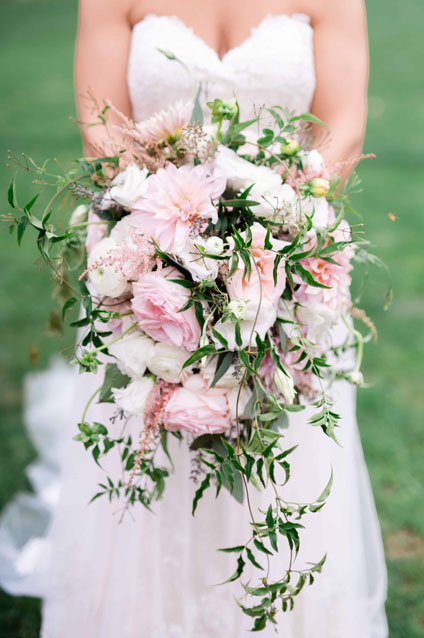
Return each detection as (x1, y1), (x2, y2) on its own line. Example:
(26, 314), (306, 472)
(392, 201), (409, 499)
(0, 0), (423, 635)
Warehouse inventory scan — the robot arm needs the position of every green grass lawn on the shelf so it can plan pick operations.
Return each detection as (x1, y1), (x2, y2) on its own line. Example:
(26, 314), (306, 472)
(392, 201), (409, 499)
(0, 0), (423, 636)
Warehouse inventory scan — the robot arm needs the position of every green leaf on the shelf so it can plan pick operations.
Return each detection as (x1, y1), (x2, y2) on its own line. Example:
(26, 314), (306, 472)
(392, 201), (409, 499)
(191, 82), (204, 124)
(17, 217), (28, 246)
(210, 351), (232, 387)
(253, 538), (272, 555)
(246, 547), (264, 570)
(309, 553), (327, 573)
(156, 47), (177, 60)
(192, 473), (211, 514)
(99, 363), (130, 403)
(223, 555), (245, 583)
(290, 112), (328, 128)
(222, 462), (235, 493)
(210, 328), (229, 351)
(7, 178), (17, 208)
(295, 264), (330, 289)
(168, 278), (194, 289)
(218, 545), (245, 553)
(182, 345), (216, 368)
(62, 297), (77, 322)
(222, 198), (260, 208)
(315, 468), (333, 503)
(251, 615), (267, 631)
(267, 107), (285, 129)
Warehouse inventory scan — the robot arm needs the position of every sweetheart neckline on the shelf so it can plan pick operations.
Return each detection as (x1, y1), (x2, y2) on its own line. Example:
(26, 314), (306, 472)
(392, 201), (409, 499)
(132, 12), (312, 63)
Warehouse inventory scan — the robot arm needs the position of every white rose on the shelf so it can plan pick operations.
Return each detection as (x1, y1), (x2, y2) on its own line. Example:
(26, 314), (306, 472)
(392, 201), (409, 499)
(202, 358), (240, 388)
(300, 149), (325, 175)
(227, 386), (253, 421)
(88, 237), (129, 298)
(204, 236), (225, 255)
(274, 368), (295, 404)
(109, 329), (155, 379)
(212, 299), (277, 350)
(177, 236), (219, 282)
(148, 342), (190, 383)
(214, 145), (281, 193)
(302, 196), (330, 229)
(112, 376), (155, 417)
(69, 204), (88, 227)
(102, 164), (149, 210)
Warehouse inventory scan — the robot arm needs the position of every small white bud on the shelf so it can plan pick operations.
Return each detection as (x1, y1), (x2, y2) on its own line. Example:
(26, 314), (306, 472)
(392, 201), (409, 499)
(346, 370), (364, 386)
(204, 236), (225, 255)
(227, 299), (248, 320)
(274, 367), (295, 404)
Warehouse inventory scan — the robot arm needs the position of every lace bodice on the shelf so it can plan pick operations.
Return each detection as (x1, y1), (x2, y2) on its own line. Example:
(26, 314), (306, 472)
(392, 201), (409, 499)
(127, 13), (316, 122)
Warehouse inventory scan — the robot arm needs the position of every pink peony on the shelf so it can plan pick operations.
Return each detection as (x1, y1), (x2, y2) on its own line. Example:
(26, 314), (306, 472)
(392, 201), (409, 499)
(163, 375), (232, 434)
(129, 163), (226, 253)
(85, 209), (107, 254)
(227, 223), (288, 305)
(131, 266), (201, 351)
(136, 100), (193, 145)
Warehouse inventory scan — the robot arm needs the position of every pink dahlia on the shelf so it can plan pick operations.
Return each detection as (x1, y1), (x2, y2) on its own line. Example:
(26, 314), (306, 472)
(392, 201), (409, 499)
(131, 266), (201, 351)
(136, 100), (193, 145)
(130, 163), (225, 253)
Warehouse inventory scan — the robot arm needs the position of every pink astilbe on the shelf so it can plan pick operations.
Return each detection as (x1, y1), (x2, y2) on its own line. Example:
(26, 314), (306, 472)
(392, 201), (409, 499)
(136, 100), (193, 145)
(127, 380), (179, 490)
(80, 234), (156, 283)
(130, 163), (226, 253)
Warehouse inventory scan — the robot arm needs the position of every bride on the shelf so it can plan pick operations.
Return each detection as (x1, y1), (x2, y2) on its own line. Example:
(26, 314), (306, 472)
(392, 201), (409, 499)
(7, 0), (389, 636)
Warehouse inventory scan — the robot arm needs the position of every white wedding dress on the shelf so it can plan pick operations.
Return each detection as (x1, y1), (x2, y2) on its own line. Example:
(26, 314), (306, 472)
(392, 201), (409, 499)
(0, 13), (388, 637)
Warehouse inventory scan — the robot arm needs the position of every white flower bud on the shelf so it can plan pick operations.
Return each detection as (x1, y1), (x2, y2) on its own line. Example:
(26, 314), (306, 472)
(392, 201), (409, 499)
(274, 367), (295, 404)
(309, 178), (330, 198)
(69, 204), (88, 227)
(204, 236), (225, 255)
(346, 370), (364, 386)
(227, 299), (248, 320)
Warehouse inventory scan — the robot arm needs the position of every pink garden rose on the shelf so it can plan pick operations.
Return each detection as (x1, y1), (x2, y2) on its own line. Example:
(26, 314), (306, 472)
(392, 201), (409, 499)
(129, 163), (226, 253)
(131, 266), (201, 351)
(226, 222), (288, 305)
(163, 375), (231, 434)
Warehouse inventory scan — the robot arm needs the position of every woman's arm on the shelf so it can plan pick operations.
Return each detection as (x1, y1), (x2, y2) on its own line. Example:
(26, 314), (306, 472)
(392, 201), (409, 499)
(75, 0), (133, 156)
(310, 0), (369, 178)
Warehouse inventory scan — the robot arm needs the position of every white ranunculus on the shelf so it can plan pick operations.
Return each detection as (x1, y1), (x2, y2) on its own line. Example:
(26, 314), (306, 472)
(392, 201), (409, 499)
(109, 329), (155, 379)
(112, 376), (155, 417)
(88, 237), (129, 298)
(214, 145), (281, 193)
(202, 358), (240, 388)
(227, 386), (253, 421)
(69, 204), (88, 227)
(147, 342), (190, 383)
(296, 303), (338, 344)
(212, 299), (277, 350)
(102, 164), (149, 210)
(178, 236), (220, 282)
(300, 149), (325, 175)
(274, 368), (295, 404)
(204, 236), (225, 255)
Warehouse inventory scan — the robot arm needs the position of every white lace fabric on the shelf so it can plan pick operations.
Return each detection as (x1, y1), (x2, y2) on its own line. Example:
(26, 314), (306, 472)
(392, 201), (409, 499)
(0, 13), (388, 638)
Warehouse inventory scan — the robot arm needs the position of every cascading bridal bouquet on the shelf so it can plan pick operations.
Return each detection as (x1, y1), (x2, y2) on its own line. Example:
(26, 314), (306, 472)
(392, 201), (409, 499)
(4, 95), (390, 631)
